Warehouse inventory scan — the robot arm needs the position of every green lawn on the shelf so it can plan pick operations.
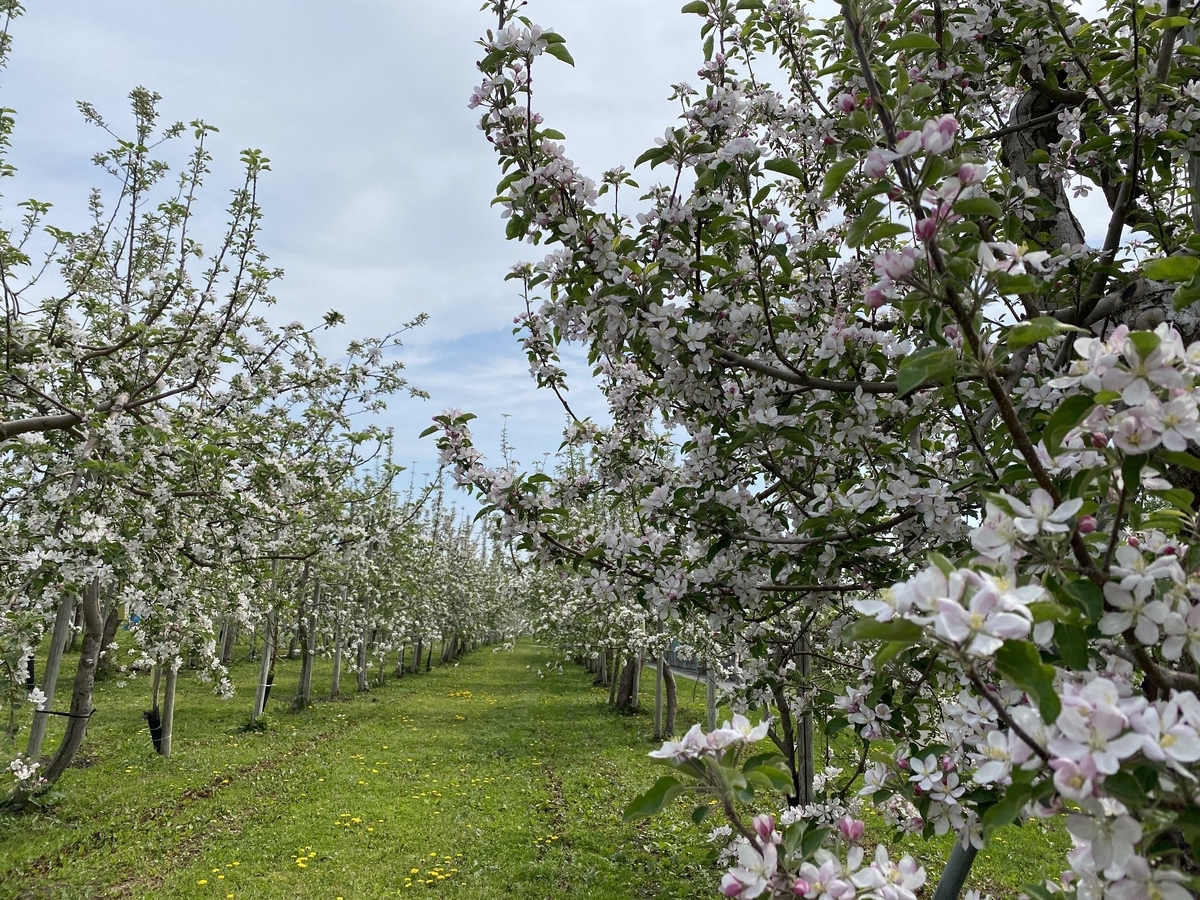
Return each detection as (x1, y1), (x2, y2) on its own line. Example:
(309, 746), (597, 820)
(2, 644), (1067, 899)
(2, 643), (717, 900)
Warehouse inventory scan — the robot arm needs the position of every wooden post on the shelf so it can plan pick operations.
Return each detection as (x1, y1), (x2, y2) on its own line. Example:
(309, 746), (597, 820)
(160, 662), (178, 758)
(706, 667), (717, 732)
(26, 594), (78, 762)
(654, 653), (664, 740)
(251, 608), (276, 724)
(931, 842), (979, 900)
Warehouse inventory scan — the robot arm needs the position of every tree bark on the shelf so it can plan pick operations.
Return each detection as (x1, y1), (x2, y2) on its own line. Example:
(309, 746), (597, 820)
(615, 655), (638, 711)
(293, 569), (318, 712)
(35, 577), (103, 790)
(331, 622), (343, 700)
(95, 600), (123, 678)
(25, 593), (78, 762)
(663, 664), (677, 738)
(798, 635), (815, 807)
(220, 619), (237, 664)
(356, 636), (370, 693)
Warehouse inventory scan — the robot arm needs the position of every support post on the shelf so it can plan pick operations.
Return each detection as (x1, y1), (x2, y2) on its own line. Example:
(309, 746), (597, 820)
(931, 842), (979, 900)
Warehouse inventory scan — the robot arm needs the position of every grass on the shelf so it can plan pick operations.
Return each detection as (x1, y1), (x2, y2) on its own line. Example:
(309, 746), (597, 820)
(1, 642), (719, 900)
(1, 643), (1069, 899)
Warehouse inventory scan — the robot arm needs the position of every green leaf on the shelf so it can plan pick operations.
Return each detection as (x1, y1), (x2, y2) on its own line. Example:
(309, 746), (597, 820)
(1128, 330), (1161, 361)
(1054, 623), (1089, 670)
(736, 0), (766, 7)
(419, 425), (440, 439)
(544, 43), (574, 66)
(896, 346), (957, 398)
(681, 0), (709, 13)
(844, 618), (923, 643)
(1062, 579), (1104, 622)
(1024, 149), (1051, 165)
(821, 157), (857, 199)
(1007, 316), (1082, 350)
(1027, 601), (1074, 624)
(1157, 448), (1200, 473)
(634, 147), (669, 169)
(764, 157), (805, 180)
(800, 826), (831, 858)
(743, 751), (788, 772)
(1149, 15), (1192, 29)
(953, 196), (1004, 218)
(891, 33), (941, 52)
(993, 641), (1061, 724)
(746, 765), (795, 794)
(1153, 487), (1195, 511)
(846, 199), (885, 249)
(1043, 394), (1095, 457)
(983, 782), (1032, 833)
(1142, 255), (1199, 282)
(692, 804), (712, 824)
(866, 222), (910, 242)
(623, 776), (686, 821)
(1102, 771), (1146, 807)
(996, 273), (1041, 295)
(874, 641), (916, 667)
(541, 128), (566, 140)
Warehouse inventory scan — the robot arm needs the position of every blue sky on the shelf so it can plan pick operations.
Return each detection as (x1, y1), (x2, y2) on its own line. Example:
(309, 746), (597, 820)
(4, 0), (704, 482)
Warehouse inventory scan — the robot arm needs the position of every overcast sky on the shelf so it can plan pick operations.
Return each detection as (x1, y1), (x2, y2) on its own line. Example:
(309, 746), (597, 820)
(4, 1), (714, 483)
(6, 0), (1110, 490)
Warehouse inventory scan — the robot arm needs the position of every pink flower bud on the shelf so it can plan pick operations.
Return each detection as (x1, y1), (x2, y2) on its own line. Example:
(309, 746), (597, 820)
(753, 813), (777, 843)
(914, 215), (939, 242)
(865, 285), (888, 310)
(921, 114), (959, 155)
(941, 755), (955, 772)
(863, 150), (893, 180)
(1127, 536), (1140, 548)
(957, 162), (985, 185)
(898, 757), (909, 770)
(1091, 432), (1108, 448)
(838, 815), (865, 842)
(723, 880), (744, 898)
(874, 247), (917, 281)
(1162, 545), (1178, 556)
(837, 93), (857, 113)
(1077, 515), (1097, 535)
(793, 879), (811, 896)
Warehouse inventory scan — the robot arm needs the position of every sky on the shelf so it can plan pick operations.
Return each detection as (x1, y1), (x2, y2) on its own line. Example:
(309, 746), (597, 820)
(3, 0), (709, 484)
(5, 0), (1112, 491)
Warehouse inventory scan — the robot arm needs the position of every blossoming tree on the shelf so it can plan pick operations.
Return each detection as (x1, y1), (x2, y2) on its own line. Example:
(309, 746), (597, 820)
(438, 0), (1200, 896)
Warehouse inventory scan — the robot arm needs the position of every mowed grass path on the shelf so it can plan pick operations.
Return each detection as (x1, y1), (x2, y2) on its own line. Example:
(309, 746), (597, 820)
(2, 643), (716, 900)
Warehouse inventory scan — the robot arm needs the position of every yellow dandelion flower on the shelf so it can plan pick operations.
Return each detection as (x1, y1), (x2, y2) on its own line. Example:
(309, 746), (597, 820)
(198, 880), (208, 885)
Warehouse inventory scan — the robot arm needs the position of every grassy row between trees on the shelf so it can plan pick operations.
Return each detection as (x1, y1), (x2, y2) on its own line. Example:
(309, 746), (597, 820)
(2, 642), (1065, 899)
